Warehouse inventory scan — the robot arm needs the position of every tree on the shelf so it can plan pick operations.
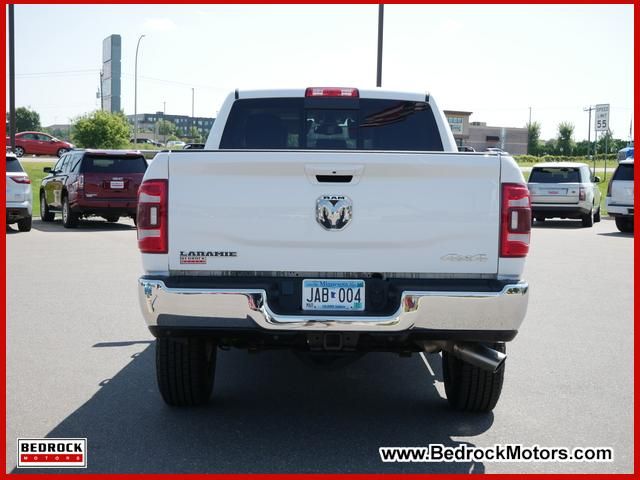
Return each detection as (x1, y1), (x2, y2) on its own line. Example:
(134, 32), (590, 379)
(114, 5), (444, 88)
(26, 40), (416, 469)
(574, 140), (593, 156)
(540, 138), (557, 156)
(188, 126), (203, 142)
(596, 131), (626, 154)
(6, 106), (41, 132)
(557, 122), (575, 155)
(71, 111), (131, 149)
(526, 121), (541, 156)
(156, 119), (176, 137)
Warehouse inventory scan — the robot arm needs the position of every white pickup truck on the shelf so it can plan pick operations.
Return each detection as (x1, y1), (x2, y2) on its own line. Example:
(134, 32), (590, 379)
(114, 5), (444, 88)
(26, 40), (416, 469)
(137, 87), (531, 412)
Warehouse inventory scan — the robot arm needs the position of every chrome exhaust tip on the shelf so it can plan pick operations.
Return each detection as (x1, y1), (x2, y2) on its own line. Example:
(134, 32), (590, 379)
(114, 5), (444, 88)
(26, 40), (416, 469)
(452, 343), (506, 373)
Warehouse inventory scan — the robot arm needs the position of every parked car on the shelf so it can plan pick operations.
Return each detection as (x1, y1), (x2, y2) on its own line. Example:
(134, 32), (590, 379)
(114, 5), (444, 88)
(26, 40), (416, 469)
(5, 131), (74, 158)
(183, 143), (205, 150)
(130, 138), (163, 147)
(40, 150), (148, 228)
(606, 158), (634, 233)
(165, 140), (186, 149)
(137, 87), (531, 412)
(458, 145), (475, 152)
(528, 162), (601, 227)
(5, 152), (32, 231)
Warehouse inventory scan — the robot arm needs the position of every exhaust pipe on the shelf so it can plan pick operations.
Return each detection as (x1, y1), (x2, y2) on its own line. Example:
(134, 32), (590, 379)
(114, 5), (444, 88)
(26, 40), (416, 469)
(452, 343), (506, 373)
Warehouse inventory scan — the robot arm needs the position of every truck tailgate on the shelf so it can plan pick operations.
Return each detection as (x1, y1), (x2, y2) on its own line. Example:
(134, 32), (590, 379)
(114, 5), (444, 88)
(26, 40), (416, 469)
(168, 151), (501, 275)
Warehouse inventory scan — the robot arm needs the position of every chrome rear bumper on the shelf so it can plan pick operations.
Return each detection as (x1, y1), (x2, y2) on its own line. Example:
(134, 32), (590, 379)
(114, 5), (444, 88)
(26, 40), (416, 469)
(138, 278), (529, 333)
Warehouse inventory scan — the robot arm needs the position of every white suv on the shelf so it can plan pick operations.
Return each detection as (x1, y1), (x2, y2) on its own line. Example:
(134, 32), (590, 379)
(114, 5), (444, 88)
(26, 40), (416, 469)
(528, 162), (601, 228)
(606, 159), (634, 233)
(6, 152), (32, 232)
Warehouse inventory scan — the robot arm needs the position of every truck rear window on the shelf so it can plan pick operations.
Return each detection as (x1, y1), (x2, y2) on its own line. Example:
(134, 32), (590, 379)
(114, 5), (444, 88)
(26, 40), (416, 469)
(613, 163), (634, 181)
(6, 156), (24, 173)
(219, 98), (444, 151)
(80, 155), (148, 174)
(529, 167), (581, 183)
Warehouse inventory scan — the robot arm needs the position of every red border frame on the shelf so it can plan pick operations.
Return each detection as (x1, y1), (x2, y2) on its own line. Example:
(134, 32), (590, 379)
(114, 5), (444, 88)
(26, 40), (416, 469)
(1, 1), (637, 478)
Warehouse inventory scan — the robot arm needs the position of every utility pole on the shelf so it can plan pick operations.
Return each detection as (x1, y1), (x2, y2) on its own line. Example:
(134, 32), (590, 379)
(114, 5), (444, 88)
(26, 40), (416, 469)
(376, 4), (384, 87)
(584, 106), (595, 173)
(191, 88), (195, 139)
(163, 101), (166, 144)
(593, 129), (598, 174)
(99, 70), (104, 111)
(134, 34), (146, 144)
(528, 106), (532, 125)
(8, 4), (16, 150)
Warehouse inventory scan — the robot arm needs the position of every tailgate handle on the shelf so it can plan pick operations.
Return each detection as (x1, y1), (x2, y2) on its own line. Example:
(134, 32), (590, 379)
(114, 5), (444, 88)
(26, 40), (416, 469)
(305, 164), (364, 185)
(316, 175), (353, 183)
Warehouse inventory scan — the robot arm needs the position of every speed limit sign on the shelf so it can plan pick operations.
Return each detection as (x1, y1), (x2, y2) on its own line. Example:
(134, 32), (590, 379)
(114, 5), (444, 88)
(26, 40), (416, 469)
(595, 104), (610, 132)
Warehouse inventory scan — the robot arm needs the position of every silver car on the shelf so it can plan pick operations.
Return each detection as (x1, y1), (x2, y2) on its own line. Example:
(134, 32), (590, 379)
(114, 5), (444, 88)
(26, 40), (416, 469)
(606, 158), (634, 233)
(528, 162), (601, 228)
(6, 152), (32, 231)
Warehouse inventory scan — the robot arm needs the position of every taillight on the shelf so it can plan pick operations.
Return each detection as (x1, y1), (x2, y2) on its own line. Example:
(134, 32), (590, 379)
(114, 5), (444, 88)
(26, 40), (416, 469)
(579, 187), (586, 201)
(606, 179), (613, 197)
(10, 175), (31, 184)
(500, 183), (531, 258)
(305, 87), (359, 98)
(78, 174), (84, 189)
(137, 179), (168, 254)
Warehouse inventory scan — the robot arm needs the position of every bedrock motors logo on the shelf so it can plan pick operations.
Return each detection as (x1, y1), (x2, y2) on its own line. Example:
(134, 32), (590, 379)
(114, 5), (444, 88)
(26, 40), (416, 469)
(17, 438), (87, 468)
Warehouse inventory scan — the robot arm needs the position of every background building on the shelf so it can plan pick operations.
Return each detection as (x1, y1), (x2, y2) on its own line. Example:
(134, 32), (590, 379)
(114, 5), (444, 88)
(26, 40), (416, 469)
(101, 35), (121, 113)
(127, 113), (215, 140)
(444, 110), (528, 155)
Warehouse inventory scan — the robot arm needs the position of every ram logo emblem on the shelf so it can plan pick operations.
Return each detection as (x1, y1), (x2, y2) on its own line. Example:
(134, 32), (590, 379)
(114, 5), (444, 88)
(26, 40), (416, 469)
(316, 195), (352, 230)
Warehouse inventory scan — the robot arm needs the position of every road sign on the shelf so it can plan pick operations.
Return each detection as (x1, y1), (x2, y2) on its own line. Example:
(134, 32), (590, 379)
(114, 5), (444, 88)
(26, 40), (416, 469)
(595, 104), (610, 132)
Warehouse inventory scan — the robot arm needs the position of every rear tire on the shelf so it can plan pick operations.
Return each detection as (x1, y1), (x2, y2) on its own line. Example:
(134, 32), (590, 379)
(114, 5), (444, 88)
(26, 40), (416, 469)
(13, 146), (24, 157)
(615, 217), (634, 233)
(61, 196), (78, 228)
(17, 216), (32, 232)
(156, 337), (217, 406)
(581, 209), (594, 228)
(40, 193), (55, 222)
(443, 343), (505, 413)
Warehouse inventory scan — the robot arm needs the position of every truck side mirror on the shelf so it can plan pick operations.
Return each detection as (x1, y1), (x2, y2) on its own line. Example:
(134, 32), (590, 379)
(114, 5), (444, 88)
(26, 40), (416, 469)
(593, 176), (601, 183)
(43, 167), (51, 173)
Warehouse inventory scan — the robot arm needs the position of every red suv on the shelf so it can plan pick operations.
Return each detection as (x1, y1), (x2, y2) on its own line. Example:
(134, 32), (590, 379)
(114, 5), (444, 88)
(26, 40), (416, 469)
(39, 150), (148, 228)
(6, 131), (74, 158)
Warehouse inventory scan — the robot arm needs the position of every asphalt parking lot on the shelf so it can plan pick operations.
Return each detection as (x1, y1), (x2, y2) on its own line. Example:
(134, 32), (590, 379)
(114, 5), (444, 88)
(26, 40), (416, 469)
(6, 216), (633, 473)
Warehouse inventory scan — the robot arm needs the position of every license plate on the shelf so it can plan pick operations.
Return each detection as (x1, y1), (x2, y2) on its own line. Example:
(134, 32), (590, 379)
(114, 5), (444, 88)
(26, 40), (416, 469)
(110, 180), (124, 189)
(302, 279), (365, 311)
(543, 188), (566, 195)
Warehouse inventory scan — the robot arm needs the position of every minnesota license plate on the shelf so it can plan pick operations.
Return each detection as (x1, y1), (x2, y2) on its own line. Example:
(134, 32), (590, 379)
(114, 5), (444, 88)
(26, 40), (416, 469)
(302, 279), (365, 311)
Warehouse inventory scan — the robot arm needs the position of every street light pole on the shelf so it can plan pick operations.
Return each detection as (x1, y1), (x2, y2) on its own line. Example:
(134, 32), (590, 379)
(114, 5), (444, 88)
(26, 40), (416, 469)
(192, 88), (195, 139)
(134, 34), (146, 144)
(8, 4), (16, 150)
(376, 4), (384, 87)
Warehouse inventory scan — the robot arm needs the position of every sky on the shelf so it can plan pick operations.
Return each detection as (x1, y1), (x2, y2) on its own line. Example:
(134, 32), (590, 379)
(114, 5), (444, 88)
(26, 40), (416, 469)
(5, 4), (634, 141)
